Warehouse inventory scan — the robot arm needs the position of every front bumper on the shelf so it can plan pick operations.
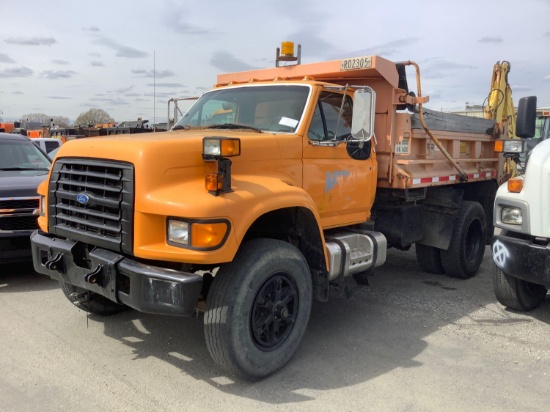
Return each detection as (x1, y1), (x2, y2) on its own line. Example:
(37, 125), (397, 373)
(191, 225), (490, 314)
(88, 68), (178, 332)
(491, 233), (550, 288)
(31, 230), (203, 316)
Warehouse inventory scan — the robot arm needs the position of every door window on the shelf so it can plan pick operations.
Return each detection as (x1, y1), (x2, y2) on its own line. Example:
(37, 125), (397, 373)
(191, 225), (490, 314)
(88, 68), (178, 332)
(308, 92), (353, 141)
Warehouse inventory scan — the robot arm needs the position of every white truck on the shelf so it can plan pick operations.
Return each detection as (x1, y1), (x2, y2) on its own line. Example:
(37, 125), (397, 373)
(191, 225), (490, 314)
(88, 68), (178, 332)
(492, 97), (550, 310)
(32, 137), (62, 155)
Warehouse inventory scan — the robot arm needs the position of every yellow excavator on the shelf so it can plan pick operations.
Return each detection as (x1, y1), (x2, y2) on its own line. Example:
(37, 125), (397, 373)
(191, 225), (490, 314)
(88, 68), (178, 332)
(485, 61), (516, 139)
(485, 61), (520, 177)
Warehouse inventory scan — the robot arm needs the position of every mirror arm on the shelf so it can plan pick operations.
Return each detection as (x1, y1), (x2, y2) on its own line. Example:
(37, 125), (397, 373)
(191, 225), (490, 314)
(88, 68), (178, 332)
(396, 91), (430, 105)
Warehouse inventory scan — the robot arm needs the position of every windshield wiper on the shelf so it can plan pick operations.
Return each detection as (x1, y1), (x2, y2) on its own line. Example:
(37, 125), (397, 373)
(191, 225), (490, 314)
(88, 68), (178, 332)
(172, 125), (189, 130)
(207, 123), (262, 133)
(0, 167), (50, 171)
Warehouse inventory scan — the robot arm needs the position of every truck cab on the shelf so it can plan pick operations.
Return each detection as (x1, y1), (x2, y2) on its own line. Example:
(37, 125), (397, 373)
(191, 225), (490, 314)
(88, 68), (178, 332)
(492, 97), (549, 310)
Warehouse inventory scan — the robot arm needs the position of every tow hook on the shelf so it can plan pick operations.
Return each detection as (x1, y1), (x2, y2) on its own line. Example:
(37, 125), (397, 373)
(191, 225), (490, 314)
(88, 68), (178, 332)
(45, 253), (64, 271)
(69, 291), (88, 306)
(84, 265), (105, 287)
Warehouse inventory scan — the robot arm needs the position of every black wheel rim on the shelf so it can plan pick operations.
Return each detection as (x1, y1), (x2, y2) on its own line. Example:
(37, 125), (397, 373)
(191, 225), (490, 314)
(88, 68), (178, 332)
(251, 273), (298, 351)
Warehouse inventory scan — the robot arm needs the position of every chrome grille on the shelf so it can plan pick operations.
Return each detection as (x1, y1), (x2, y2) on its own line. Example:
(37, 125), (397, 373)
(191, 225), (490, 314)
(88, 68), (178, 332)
(0, 197), (39, 231)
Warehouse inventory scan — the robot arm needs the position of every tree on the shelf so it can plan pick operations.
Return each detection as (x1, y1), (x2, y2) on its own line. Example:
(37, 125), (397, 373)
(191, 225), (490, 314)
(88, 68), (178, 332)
(51, 116), (71, 128)
(75, 108), (115, 126)
(19, 113), (71, 128)
(20, 113), (50, 124)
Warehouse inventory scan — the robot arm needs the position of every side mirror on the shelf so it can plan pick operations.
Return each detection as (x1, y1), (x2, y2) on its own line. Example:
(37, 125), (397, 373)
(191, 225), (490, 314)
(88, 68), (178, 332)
(351, 88), (376, 141)
(516, 96), (537, 138)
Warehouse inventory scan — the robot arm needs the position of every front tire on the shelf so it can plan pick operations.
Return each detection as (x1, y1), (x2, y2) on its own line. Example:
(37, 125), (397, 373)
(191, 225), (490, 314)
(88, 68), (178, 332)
(204, 239), (312, 380)
(441, 201), (486, 278)
(493, 268), (547, 311)
(60, 282), (128, 316)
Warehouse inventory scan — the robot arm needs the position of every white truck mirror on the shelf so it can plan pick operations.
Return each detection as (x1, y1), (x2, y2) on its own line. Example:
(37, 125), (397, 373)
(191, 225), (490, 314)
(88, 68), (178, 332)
(351, 88), (376, 141)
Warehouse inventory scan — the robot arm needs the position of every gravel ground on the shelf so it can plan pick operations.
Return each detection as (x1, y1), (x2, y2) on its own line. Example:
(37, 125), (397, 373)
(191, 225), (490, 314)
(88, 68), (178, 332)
(0, 245), (548, 411)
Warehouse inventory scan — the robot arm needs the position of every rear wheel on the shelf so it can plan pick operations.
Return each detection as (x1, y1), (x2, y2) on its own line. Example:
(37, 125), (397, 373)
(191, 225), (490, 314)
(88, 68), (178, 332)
(60, 282), (128, 316)
(415, 244), (445, 274)
(493, 268), (547, 311)
(441, 201), (486, 278)
(204, 239), (312, 380)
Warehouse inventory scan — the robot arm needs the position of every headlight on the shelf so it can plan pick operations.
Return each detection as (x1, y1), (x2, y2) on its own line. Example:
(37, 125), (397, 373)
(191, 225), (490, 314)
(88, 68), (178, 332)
(501, 207), (522, 225)
(168, 220), (189, 245)
(203, 137), (241, 160)
(494, 139), (525, 154)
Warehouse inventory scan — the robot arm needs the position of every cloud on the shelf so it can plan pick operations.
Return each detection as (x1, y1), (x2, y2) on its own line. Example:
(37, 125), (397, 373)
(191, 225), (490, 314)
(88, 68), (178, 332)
(5, 37), (57, 46)
(422, 58), (477, 79)
(164, 6), (217, 35)
(210, 51), (256, 73)
(12, 91), (24, 95)
(132, 69), (174, 78)
(89, 52), (101, 57)
(83, 26), (100, 32)
(344, 38), (421, 58)
(40, 70), (78, 79)
(48, 96), (72, 100)
(52, 60), (70, 65)
(143, 91), (174, 97)
(509, 85), (531, 92)
(478, 37), (503, 43)
(109, 86), (134, 94)
(425, 59), (477, 71)
(125, 93), (140, 97)
(0, 54), (15, 63)
(0, 66), (33, 78)
(285, 31), (336, 58)
(145, 82), (184, 88)
(91, 61), (104, 67)
(90, 97), (129, 106)
(94, 37), (148, 58)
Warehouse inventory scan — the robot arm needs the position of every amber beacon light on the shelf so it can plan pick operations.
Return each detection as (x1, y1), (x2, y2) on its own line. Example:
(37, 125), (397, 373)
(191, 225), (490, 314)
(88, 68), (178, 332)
(276, 41), (301, 67)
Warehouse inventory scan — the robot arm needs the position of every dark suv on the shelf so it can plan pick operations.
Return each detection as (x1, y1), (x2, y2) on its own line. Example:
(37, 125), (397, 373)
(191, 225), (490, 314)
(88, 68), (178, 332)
(0, 133), (51, 262)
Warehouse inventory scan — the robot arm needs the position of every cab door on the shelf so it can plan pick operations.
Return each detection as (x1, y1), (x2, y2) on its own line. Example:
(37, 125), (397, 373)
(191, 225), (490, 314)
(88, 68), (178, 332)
(302, 90), (377, 228)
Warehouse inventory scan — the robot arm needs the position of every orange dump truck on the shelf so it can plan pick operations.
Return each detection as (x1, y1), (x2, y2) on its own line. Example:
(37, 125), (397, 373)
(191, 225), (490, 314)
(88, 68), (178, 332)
(31, 43), (524, 380)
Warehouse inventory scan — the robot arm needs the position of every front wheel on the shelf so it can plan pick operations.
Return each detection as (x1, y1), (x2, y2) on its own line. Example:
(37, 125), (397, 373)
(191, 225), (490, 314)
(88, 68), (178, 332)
(493, 268), (547, 311)
(204, 239), (312, 380)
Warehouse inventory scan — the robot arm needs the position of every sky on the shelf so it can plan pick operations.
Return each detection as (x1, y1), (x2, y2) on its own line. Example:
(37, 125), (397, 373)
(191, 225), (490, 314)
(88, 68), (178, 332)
(1, 0), (549, 124)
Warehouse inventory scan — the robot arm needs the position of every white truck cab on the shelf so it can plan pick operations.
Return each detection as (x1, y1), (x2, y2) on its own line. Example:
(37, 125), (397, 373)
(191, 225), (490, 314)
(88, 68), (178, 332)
(492, 97), (549, 310)
(32, 138), (62, 155)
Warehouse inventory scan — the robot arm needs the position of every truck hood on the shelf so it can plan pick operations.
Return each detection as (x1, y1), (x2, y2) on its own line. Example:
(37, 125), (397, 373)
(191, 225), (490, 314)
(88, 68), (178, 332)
(0, 170), (48, 198)
(51, 129), (301, 212)
(55, 131), (214, 189)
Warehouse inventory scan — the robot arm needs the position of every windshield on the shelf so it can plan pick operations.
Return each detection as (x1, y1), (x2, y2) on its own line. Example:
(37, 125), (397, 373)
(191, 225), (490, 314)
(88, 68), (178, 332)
(173, 84), (310, 133)
(0, 139), (51, 170)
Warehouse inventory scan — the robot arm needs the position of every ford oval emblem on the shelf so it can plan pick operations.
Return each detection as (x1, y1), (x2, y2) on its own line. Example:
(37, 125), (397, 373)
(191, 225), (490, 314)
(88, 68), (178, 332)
(76, 193), (90, 205)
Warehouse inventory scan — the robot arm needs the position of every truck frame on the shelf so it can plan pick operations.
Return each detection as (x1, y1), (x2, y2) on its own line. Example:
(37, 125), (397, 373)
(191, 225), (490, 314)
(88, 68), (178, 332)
(31, 44), (520, 380)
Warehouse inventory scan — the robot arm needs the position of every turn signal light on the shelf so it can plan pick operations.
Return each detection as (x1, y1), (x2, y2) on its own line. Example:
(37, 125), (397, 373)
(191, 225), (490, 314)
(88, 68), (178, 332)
(205, 174), (223, 191)
(191, 222), (228, 248)
(507, 177), (523, 193)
